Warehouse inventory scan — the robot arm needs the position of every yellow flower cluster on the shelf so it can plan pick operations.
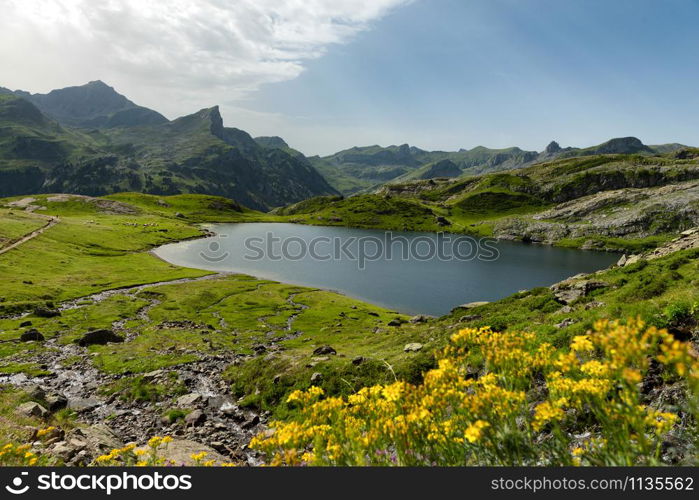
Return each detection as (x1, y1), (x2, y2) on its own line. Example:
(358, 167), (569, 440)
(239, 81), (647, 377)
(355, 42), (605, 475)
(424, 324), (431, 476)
(251, 318), (699, 466)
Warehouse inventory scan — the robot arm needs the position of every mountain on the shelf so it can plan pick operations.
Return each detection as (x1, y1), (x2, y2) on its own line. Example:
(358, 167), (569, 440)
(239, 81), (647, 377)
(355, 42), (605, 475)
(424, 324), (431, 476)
(10, 80), (168, 128)
(0, 83), (338, 209)
(310, 138), (692, 195)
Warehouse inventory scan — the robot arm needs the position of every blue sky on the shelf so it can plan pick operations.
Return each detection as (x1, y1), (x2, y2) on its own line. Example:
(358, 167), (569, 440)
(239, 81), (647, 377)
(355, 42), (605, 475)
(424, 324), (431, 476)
(246, 0), (699, 155)
(3, 0), (698, 156)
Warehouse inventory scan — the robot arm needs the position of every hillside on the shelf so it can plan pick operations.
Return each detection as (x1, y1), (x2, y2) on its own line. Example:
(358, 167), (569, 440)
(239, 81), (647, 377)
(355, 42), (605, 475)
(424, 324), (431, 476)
(306, 138), (691, 195)
(0, 192), (697, 466)
(282, 150), (699, 252)
(0, 83), (338, 210)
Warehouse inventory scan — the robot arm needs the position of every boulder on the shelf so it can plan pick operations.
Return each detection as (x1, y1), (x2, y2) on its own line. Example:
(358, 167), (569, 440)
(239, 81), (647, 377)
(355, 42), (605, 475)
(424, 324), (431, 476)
(404, 343), (424, 353)
(551, 280), (608, 305)
(176, 393), (203, 407)
(20, 328), (45, 342)
(16, 402), (49, 418)
(409, 315), (430, 323)
(67, 397), (101, 412)
(45, 392), (68, 412)
(312, 345), (337, 356)
(184, 410), (207, 427)
(19, 320), (32, 327)
(310, 372), (323, 384)
(387, 318), (405, 327)
(144, 439), (228, 466)
(67, 425), (123, 456)
(34, 307), (61, 318)
(76, 329), (124, 347)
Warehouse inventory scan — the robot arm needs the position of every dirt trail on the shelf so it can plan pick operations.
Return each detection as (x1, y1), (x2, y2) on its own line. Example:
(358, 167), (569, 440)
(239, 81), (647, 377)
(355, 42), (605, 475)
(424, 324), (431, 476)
(0, 215), (60, 256)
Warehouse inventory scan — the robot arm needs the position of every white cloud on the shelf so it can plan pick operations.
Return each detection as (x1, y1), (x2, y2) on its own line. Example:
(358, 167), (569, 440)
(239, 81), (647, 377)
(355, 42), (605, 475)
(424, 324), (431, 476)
(0, 0), (410, 118)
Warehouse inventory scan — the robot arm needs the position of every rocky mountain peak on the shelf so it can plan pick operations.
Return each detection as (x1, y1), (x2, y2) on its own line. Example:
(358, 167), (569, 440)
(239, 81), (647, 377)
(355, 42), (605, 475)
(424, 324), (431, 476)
(545, 141), (561, 153)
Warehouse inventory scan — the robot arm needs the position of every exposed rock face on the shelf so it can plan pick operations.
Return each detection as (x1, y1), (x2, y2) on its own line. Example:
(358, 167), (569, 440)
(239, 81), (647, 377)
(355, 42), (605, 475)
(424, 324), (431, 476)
(551, 280), (608, 305)
(545, 141), (562, 154)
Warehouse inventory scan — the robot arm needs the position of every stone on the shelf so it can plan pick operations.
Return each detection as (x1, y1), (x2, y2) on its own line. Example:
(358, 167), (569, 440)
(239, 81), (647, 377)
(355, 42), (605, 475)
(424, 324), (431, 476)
(26, 384), (46, 401)
(17, 402), (49, 418)
(555, 318), (576, 329)
(584, 301), (605, 310)
(310, 372), (323, 384)
(76, 329), (124, 347)
(351, 356), (365, 366)
(176, 393), (203, 407)
(67, 397), (101, 412)
(184, 410), (206, 426)
(551, 280), (608, 305)
(409, 315), (428, 323)
(404, 343), (424, 353)
(45, 393), (68, 412)
(272, 374), (282, 384)
(141, 370), (164, 382)
(34, 307), (61, 318)
(141, 439), (228, 466)
(51, 441), (77, 461)
(19, 320), (32, 327)
(616, 254), (628, 267)
(242, 415), (260, 429)
(20, 328), (45, 342)
(456, 301), (490, 310)
(65, 426), (123, 457)
(312, 345), (337, 356)
(387, 318), (405, 327)
(174, 212), (186, 218)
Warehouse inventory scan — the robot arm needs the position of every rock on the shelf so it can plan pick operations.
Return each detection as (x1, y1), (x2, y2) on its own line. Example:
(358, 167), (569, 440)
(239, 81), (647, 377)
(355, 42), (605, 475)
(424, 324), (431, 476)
(435, 216), (451, 226)
(409, 315), (429, 323)
(313, 345), (336, 356)
(20, 328), (45, 342)
(404, 343), (424, 353)
(76, 329), (124, 347)
(34, 307), (61, 318)
(26, 384), (46, 401)
(555, 318), (576, 329)
(584, 301), (605, 310)
(616, 254), (628, 267)
(310, 372), (323, 384)
(252, 344), (267, 354)
(67, 397), (101, 412)
(680, 228), (698, 236)
(51, 441), (77, 461)
(45, 393), (68, 412)
(17, 402), (49, 418)
(19, 320), (32, 327)
(551, 280), (608, 305)
(141, 370), (164, 382)
(387, 318), (405, 327)
(272, 374), (281, 384)
(456, 301), (490, 310)
(367, 312), (379, 317)
(176, 393), (203, 407)
(184, 410), (206, 426)
(174, 212), (186, 218)
(351, 356), (365, 366)
(142, 439), (228, 466)
(242, 415), (260, 429)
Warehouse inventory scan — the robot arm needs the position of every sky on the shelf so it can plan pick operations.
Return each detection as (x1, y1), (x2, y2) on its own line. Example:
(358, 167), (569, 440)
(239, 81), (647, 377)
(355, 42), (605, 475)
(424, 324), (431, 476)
(1, 0), (698, 155)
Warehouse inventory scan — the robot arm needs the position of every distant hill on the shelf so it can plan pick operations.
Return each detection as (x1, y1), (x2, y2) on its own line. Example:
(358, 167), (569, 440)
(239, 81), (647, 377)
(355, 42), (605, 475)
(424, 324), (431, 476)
(0, 83), (338, 210)
(307, 137), (692, 195)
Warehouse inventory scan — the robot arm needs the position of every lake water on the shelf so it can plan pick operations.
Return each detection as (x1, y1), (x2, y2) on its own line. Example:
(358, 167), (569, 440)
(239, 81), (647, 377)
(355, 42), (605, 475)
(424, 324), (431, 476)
(153, 223), (618, 316)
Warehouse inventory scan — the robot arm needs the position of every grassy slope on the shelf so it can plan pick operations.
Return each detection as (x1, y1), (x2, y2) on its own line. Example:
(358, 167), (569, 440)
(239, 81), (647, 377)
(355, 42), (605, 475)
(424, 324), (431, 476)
(0, 191), (697, 442)
(284, 153), (699, 251)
